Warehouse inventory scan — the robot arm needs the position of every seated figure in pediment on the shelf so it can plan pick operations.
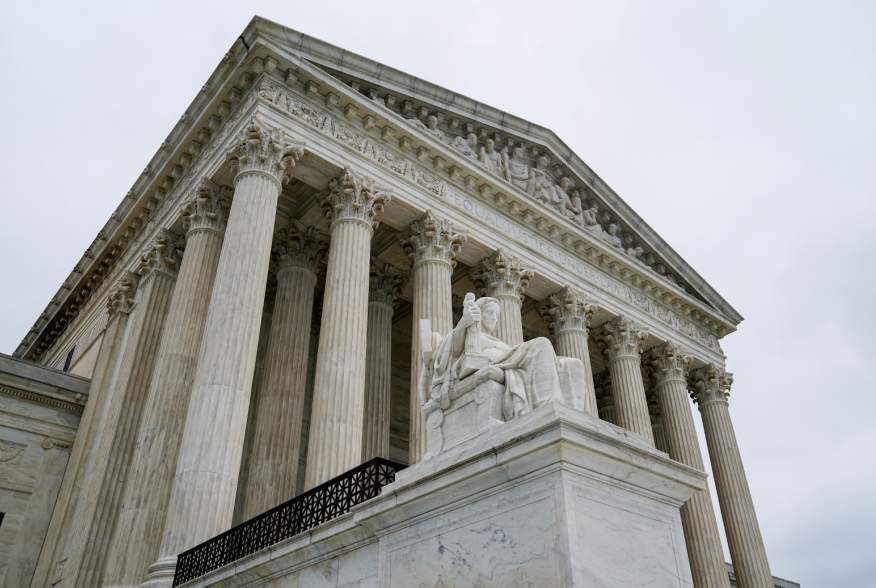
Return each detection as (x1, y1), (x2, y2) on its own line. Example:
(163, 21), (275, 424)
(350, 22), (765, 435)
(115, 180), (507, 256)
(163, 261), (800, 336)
(503, 145), (531, 190)
(581, 205), (605, 238)
(419, 293), (588, 458)
(602, 223), (623, 248)
(528, 156), (561, 205)
(411, 114), (448, 143)
(478, 138), (505, 177)
(555, 177), (584, 223)
(450, 132), (479, 160)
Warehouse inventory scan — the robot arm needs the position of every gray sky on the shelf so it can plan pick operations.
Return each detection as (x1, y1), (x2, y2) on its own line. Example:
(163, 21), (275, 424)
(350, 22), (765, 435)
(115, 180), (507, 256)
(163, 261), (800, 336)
(2, 1), (873, 584)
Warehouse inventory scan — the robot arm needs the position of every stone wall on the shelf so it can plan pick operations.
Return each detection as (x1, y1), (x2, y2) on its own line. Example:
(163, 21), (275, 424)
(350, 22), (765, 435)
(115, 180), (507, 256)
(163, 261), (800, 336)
(0, 353), (87, 587)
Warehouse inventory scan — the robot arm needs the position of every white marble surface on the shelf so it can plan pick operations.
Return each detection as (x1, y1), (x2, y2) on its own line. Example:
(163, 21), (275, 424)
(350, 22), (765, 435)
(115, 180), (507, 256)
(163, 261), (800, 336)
(189, 401), (701, 587)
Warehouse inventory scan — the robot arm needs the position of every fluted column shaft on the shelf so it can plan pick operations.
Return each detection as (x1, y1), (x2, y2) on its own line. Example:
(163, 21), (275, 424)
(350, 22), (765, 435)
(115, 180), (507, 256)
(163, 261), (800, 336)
(67, 234), (179, 588)
(540, 287), (598, 416)
(598, 316), (654, 445)
(30, 274), (138, 588)
(363, 299), (393, 459)
(103, 184), (227, 587)
(473, 249), (532, 346)
(402, 212), (464, 463)
(650, 345), (729, 588)
(692, 366), (772, 588)
(241, 226), (323, 519)
(649, 396), (671, 453)
(146, 121), (304, 586)
(304, 169), (389, 489)
(232, 293), (274, 525)
(594, 372), (617, 425)
(362, 261), (402, 461)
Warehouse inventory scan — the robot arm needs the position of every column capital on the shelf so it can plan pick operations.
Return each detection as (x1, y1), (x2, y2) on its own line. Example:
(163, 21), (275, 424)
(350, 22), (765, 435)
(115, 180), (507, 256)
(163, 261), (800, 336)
(646, 342), (692, 385)
(273, 222), (327, 275)
(137, 229), (180, 282)
(596, 316), (648, 359)
(227, 118), (305, 188)
(321, 168), (390, 231)
(689, 364), (733, 406)
(369, 259), (405, 307)
(106, 271), (139, 318)
(401, 211), (466, 270)
(538, 286), (595, 336)
(472, 249), (533, 302)
(183, 180), (229, 237)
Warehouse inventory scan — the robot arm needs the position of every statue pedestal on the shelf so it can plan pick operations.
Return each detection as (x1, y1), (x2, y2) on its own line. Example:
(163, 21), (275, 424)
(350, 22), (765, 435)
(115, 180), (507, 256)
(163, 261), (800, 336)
(188, 402), (702, 587)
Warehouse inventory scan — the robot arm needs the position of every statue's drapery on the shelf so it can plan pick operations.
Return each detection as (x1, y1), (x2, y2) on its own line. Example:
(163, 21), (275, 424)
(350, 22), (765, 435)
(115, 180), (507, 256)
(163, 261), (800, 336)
(424, 328), (569, 420)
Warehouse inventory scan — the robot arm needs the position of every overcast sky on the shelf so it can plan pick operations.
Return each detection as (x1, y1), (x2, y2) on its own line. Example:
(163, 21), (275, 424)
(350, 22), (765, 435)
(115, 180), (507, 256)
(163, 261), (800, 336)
(2, 2), (874, 585)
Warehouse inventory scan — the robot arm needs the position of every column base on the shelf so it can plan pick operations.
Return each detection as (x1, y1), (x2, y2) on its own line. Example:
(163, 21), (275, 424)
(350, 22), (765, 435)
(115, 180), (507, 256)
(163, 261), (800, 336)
(139, 556), (177, 588)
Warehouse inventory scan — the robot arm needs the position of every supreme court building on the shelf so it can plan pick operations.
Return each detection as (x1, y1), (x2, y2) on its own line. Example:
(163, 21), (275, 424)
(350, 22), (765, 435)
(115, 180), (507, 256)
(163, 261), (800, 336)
(1, 16), (798, 588)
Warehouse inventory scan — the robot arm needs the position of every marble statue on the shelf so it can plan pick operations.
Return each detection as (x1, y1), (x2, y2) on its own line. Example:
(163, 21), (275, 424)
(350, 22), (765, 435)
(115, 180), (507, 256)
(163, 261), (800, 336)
(555, 177), (583, 223)
(449, 132), (479, 160)
(478, 138), (504, 177)
(626, 245), (644, 259)
(411, 114), (447, 143)
(503, 145), (531, 190)
(529, 156), (560, 205)
(419, 293), (587, 458)
(602, 223), (623, 248)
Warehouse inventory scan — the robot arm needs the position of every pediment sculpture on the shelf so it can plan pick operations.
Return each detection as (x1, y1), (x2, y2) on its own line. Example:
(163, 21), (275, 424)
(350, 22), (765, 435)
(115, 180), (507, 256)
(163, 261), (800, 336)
(418, 292), (589, 459)
(399, 113), (658, 260)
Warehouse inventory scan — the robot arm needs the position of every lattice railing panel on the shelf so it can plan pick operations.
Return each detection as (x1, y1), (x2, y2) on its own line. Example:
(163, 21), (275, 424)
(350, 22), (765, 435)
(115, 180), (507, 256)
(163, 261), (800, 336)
(173, 457), (405, 586)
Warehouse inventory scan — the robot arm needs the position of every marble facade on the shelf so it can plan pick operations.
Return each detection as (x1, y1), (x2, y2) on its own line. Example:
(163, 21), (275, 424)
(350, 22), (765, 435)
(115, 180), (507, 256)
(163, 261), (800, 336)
(8, 16), (787, 588)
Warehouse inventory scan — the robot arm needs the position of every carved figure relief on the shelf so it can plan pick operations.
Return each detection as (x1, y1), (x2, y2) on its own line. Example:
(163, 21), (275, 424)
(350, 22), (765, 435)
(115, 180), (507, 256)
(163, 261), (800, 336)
(449, 132), (479, 160)
(602, 223), (623, 249)
(411, 114), (447, 143)
(478, 138), (504, 177)
(0, 440), (25, 463)
(396, 106), (679, 272)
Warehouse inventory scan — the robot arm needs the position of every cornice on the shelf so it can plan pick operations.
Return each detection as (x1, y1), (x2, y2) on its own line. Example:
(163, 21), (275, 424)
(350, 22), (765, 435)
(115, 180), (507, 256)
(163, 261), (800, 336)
(241, 36), (736, 341)
(0, 385), (84, 415)
(244, 15), (742, 327)
(249, 55), (732, 344)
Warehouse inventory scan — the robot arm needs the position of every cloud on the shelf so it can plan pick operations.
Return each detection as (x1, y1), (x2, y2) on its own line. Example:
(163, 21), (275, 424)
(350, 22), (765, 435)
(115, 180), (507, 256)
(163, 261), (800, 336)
(2, 1), (873, 584)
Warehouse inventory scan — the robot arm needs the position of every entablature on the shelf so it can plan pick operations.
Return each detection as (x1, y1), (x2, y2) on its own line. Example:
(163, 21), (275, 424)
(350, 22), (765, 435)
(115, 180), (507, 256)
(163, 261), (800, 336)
(16, 21), (738, 366)
(252, 76), (723, 362)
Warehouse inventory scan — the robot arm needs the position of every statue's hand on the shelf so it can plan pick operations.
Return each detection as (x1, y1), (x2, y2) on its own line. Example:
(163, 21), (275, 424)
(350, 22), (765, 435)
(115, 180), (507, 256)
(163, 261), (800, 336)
(476, 365), (504, 384)
(459, 303), (481, 329)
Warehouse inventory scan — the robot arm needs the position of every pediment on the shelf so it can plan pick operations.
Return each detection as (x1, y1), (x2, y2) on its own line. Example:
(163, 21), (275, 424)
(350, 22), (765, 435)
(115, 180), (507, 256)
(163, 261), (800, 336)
(248, 16), (741, 328)
(14, 15), (741, 363)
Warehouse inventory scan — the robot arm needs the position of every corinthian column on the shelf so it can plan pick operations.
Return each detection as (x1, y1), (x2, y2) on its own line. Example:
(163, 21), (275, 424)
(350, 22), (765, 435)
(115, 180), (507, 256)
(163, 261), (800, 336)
(242, 224), (326, 519)
(401, 211), (464, 463)
(65, 232), (179, 588)
(304, 169), (390, 489)
(691, 365), (772, 588)
(144, 120), (304, 586)
(362, 260), (404, 461)
(594, 371), (617, 424)
(103, 181), (227, 587)
(596, 316), (654, 445)
(472, 249), (532, 346)
(30, 273), (137, 588)
(648, 344), (729, 588)
(539, 286), (598, 416)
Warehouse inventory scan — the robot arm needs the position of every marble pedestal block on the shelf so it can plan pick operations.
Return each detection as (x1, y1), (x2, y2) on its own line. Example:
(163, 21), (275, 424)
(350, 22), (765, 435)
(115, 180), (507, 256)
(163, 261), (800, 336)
(185, 402), (702, 588)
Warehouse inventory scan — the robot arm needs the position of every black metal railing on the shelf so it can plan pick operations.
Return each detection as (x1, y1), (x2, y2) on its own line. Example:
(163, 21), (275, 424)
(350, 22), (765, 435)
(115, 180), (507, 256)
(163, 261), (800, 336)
(172, 457), (406, 586)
